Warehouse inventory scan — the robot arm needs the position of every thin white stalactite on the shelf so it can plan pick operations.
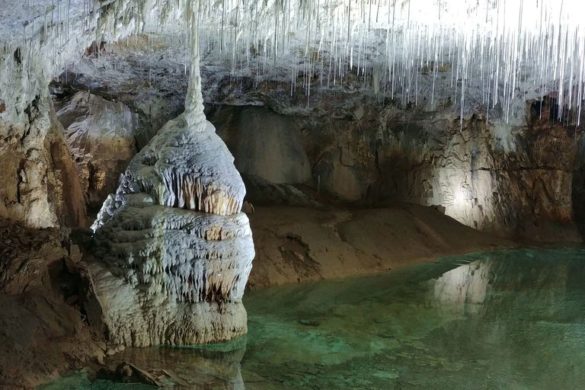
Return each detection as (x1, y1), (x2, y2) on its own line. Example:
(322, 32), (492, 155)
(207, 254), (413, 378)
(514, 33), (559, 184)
(6, 0), (584, 125)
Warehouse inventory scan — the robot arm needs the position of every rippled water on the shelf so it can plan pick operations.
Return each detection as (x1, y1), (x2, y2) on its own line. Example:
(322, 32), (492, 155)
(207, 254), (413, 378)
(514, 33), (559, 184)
(44, 248), (585, 389)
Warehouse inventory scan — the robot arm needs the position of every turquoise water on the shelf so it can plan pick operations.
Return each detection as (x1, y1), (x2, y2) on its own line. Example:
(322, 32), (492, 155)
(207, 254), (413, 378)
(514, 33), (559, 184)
(44, 248), (585, 389)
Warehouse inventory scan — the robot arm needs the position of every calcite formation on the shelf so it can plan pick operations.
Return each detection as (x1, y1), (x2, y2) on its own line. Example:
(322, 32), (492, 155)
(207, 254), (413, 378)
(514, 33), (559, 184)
(89, 116), (254, 347)
(57, 91), (137, 210)
(96, 115), (245, 222)
(89, 1), (254, 347)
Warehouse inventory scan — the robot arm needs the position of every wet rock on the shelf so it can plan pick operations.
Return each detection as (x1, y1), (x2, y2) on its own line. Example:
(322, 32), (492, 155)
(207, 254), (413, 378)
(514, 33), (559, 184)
(114, 362), (160, 386)
(102, 343), (246, 388)
(88, 200), (254, 346)
(298, 319), (320, 327)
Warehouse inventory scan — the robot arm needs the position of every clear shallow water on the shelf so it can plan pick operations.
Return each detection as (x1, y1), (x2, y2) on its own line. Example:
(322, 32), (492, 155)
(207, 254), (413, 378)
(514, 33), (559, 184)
(44, 248), (585, 389)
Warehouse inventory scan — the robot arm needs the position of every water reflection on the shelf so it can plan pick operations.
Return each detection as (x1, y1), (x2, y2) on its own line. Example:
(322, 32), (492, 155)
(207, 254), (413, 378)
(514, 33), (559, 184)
(44, 248), (585, 389)
(241, 248), (585, 389)
(107, 343), (247, 389)
(430, 260), (492, 314)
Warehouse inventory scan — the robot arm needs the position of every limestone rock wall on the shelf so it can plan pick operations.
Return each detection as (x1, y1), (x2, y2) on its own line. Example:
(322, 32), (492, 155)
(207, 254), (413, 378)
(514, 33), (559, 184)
(370, 106), (580, 241)
(46, 106), (90, 227)
(213, 106), (312, 185)
(210, 100), (582, 242)
(0, 3), (105, 227)
(0, 219), (103, 387)
(0, 100), (88, 228)
(56, 91), (137, 211)
(0, 0), (186, 228)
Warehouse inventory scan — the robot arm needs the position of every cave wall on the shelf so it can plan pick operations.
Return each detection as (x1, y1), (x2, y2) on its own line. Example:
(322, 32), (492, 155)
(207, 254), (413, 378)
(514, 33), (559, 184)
(44, 25), (584, 241)
(0, 8), (98, 227)
(372, 107), (579, 241)
(0, 96), (88, 227)
(0, 1), (185, 228)
(213, 106), (312, 185)
(56, 91), (138, 213)
(206, 97), (582, 242)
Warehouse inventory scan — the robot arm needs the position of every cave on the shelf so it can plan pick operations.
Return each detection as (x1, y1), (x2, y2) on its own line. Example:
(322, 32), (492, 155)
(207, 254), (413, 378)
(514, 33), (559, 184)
(1, 0), (585, 388)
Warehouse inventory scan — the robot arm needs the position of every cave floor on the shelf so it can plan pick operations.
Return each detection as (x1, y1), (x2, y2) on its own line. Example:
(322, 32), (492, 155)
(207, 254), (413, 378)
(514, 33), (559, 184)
(43, 247), (585, 389)
(247, 204), (512, 288)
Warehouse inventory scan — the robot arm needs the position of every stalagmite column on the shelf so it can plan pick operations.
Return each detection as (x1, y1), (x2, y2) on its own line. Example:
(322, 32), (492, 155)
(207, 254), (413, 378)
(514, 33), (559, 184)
(87, 0), (255, 347)
(185, 0), (206, 128)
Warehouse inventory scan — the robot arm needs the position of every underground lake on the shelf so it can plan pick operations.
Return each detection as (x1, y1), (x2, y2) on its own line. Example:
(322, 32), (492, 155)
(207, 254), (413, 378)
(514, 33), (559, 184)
(43, 247), (585, 389)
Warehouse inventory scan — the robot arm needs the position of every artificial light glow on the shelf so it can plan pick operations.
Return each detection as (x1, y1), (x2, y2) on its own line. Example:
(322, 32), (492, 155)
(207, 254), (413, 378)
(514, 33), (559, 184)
(454, 188), (468, 206)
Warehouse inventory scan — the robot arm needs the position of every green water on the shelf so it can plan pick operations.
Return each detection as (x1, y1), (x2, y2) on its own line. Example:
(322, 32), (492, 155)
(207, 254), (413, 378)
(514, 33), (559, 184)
(44, 248), (585, 389)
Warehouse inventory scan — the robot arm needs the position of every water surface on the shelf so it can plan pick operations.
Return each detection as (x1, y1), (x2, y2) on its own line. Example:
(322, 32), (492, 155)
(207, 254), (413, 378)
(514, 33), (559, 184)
(44, 248), (585, 389)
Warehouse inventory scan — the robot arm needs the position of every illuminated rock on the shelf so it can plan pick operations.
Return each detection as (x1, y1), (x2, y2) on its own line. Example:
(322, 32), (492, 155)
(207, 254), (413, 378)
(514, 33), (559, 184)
(57, 91), (137, 210)
(89, 116), (254, 346)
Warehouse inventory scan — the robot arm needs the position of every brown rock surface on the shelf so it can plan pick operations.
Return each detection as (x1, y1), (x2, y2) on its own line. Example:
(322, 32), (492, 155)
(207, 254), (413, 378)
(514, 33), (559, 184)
(247, 204), (511, 288)
(0, 103), (87, 229)
(45, 108), (89, 228)
(0, 220), (102, 389)
(56, 91), (137, 213)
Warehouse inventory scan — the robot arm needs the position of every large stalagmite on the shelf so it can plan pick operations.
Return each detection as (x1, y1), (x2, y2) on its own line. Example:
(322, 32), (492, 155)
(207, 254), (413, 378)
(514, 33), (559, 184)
(88, 2), (254, 347)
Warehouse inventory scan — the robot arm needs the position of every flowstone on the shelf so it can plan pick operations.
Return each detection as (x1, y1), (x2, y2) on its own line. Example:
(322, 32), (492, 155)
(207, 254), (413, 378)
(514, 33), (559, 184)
(88, 115), (254, 347)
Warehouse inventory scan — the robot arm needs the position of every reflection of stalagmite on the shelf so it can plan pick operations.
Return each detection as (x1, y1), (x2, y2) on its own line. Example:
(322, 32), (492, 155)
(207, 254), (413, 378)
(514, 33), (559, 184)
(87, 1), (254, 347)
(110, 340), (247, 388)
(430, 260), (491, 315)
